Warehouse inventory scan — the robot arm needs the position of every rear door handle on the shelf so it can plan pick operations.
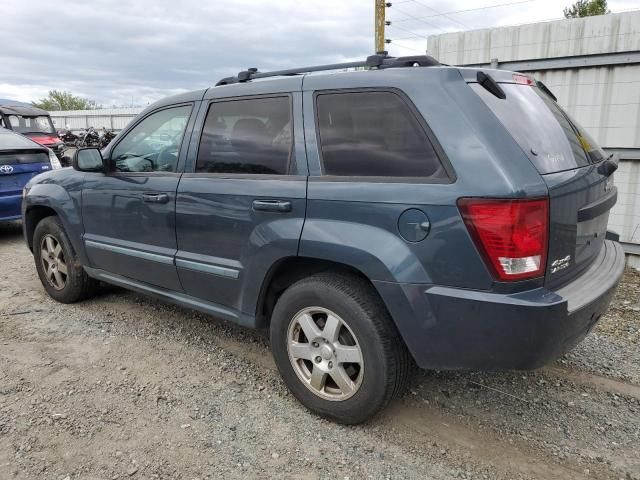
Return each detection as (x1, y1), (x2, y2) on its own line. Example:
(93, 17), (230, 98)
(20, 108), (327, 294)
(252, 199), (292, 213)
(142, 193), (170, 204)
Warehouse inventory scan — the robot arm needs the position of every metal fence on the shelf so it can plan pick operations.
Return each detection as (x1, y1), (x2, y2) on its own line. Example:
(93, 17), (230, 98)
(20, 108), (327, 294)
(49, 107), (143, 133)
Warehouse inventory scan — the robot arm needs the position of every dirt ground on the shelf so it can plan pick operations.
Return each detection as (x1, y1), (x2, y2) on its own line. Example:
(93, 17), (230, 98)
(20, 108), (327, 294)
(0, 220), (639, 480)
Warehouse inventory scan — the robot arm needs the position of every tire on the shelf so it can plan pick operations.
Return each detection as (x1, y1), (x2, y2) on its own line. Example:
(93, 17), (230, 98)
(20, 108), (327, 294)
(270, 272), (411, 424)
(33, 216), (98, 303)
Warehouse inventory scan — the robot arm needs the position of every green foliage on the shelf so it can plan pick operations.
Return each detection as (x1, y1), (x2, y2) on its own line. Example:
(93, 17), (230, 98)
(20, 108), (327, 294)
(563, 0), (610, 18)
(32, 90), (100, 111)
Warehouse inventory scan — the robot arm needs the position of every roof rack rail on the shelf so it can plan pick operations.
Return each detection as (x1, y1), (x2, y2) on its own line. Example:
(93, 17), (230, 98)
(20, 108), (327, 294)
(215, 54), (440, 86)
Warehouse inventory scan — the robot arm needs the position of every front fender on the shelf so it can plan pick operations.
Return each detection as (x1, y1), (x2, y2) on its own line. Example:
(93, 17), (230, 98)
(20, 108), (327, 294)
(298, 219), (431, 283)
(24, 182), (87, 264)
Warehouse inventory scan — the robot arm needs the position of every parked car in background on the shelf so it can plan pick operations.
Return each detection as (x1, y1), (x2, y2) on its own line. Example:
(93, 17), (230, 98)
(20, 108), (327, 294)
(0, 103), (66, 158)
(0, 128), (61, 222)
(21, 55), (625, 424)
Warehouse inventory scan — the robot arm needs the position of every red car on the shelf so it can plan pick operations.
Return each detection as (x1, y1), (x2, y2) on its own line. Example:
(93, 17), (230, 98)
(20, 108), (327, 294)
(0, 103), (65, 157)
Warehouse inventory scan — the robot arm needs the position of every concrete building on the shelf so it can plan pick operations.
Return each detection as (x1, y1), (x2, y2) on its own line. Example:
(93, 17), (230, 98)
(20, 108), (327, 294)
(428, 11), (640, 266)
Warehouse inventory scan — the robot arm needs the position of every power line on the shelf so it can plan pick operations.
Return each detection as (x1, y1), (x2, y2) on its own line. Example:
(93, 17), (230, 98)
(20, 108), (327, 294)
(393, 0), (537, 23)
(401, 0), (470, 29)
(391, 41), (425, 53)
(392, 5), (449, 33)
(388, 23), (432, 40)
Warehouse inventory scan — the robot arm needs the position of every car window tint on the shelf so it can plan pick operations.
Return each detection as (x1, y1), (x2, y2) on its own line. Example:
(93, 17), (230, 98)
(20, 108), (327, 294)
(110, 105), (191, 173)
(196, 97), (292, 175)
(0, 151), (49, 165)
(316, 91), (446, 178)
(470, 83), (605, 173)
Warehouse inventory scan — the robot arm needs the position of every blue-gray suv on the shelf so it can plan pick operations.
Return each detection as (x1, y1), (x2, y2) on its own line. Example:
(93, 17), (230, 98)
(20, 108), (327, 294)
(22, 55), (625, 424)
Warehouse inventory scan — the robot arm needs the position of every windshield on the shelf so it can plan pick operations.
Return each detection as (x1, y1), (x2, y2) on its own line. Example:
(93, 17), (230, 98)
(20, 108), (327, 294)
(6, 115), (56, 135)
(470, 83), (606, 174)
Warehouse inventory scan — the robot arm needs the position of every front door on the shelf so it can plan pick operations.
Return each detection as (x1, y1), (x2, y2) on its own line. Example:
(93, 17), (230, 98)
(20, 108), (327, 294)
(175, 86), (307, 316)
(82, 104), (195, 290)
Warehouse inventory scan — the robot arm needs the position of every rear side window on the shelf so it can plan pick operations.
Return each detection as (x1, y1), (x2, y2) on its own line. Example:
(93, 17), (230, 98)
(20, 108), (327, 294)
(196, 96), (293, 175)
(470, 83), (606, 174)
(315, 91), (446, 178)
(0, 151), (49, 166)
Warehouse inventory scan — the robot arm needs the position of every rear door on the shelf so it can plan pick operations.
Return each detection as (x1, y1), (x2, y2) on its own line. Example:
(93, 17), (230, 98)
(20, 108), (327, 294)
(470, 77), (615, 287)
(0, 149), (50, 218)
(175, 83), (307, 315)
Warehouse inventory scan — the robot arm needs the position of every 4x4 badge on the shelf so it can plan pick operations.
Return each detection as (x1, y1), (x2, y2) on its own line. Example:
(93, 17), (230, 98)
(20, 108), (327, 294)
(0, 165), (14, 174)
(551, 255), (571, 273)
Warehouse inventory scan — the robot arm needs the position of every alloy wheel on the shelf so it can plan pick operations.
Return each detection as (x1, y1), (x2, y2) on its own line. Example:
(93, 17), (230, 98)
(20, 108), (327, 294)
(40, 234), (68, 290)
(287, 307), (364, 401)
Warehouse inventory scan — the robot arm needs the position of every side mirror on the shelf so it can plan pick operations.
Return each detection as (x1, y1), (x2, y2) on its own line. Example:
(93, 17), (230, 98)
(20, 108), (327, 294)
(73, 147), (105, 172)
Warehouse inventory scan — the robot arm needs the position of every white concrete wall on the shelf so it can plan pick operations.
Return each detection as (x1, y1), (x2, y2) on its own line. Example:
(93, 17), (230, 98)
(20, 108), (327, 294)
(609, 160), (640, 244)
(427, 11), (640, 66)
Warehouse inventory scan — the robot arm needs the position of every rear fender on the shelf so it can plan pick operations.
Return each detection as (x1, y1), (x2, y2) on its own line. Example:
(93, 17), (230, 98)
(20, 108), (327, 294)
(299, 219), (430, 284)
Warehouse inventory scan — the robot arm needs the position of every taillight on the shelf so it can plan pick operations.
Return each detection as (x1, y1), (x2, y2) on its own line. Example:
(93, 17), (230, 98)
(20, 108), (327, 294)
(458, 198), (549, 281)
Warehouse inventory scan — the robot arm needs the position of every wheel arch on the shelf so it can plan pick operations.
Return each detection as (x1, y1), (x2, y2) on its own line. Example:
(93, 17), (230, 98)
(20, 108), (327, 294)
(254, 256), (389, 329)
(24, 205), (58, 252)
(23, 183), (87, 263)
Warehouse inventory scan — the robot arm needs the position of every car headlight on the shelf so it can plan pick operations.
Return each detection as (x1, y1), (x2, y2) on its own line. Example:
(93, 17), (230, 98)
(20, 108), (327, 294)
(48, 148), (62, 169)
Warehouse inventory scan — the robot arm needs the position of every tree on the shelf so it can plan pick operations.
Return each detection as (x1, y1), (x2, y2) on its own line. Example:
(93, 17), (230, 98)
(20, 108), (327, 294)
(563, 0), (610, 18)
(32, 90), (100, 111)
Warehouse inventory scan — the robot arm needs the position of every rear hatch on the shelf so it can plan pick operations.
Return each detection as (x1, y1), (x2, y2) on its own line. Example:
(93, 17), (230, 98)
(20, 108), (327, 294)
(469, 72), (616, 288)
(0, 149), (51, 197)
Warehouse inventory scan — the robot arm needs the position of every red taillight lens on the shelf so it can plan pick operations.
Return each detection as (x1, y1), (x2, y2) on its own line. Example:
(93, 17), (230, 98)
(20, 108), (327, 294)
(458, 198), (549, 281)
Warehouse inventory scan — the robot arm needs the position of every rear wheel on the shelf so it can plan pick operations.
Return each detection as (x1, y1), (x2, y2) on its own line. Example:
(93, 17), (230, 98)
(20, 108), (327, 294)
(33, 216), (98, 303)
(270, 273), (411, 424)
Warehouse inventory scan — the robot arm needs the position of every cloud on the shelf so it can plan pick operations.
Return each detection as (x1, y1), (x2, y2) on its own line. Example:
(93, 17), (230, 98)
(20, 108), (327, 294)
(0, 0), (636, 106)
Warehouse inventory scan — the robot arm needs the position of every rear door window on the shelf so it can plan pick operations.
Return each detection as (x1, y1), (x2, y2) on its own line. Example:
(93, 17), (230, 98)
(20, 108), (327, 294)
(0, 151), (49, 165)
(196, 96), (293, 175)
(470, 83), (606, 174)
(315, 91), (447, 179)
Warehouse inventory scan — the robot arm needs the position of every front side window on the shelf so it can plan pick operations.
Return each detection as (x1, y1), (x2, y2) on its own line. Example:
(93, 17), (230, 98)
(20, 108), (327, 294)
(316, 91), (446, 178)
(110, 105), (191, 173)
(196, 96), (293, 175)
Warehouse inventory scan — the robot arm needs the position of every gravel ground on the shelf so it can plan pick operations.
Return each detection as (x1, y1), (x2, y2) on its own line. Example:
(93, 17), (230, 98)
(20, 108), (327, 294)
(0, 220), (639, 480)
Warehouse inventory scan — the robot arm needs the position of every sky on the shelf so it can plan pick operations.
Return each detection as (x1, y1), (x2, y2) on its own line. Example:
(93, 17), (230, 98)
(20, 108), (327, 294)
(1, 0), (637, 107)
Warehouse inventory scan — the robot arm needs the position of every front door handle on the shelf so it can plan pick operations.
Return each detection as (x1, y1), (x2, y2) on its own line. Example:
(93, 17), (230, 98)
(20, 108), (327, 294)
(142, 193), (170, 204)
(252, 199), (292, 213)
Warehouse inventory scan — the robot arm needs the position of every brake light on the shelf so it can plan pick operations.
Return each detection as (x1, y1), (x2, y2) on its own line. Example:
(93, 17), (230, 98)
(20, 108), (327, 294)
(513, 73), (533, 85)
(458, 198), (549, 281)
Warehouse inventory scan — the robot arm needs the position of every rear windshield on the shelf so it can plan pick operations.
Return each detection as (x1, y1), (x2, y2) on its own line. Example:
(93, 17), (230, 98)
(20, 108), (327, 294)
(0, 151), (49, 166)
(470, 83), (606, 174)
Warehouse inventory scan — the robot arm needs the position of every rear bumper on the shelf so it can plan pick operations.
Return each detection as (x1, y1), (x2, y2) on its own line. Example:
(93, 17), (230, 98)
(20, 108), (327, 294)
(375, 240), (625, 370)
(0, 194), (22, 222)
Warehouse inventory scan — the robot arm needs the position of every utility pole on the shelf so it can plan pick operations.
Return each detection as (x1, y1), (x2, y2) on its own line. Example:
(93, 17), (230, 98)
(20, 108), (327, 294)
(375, 0), (387, 54)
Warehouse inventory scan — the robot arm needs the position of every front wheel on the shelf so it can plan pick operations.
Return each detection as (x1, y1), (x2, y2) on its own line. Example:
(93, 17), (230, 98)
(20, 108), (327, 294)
(33, 216), (98, 303)
(270, 273), (411, 424)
